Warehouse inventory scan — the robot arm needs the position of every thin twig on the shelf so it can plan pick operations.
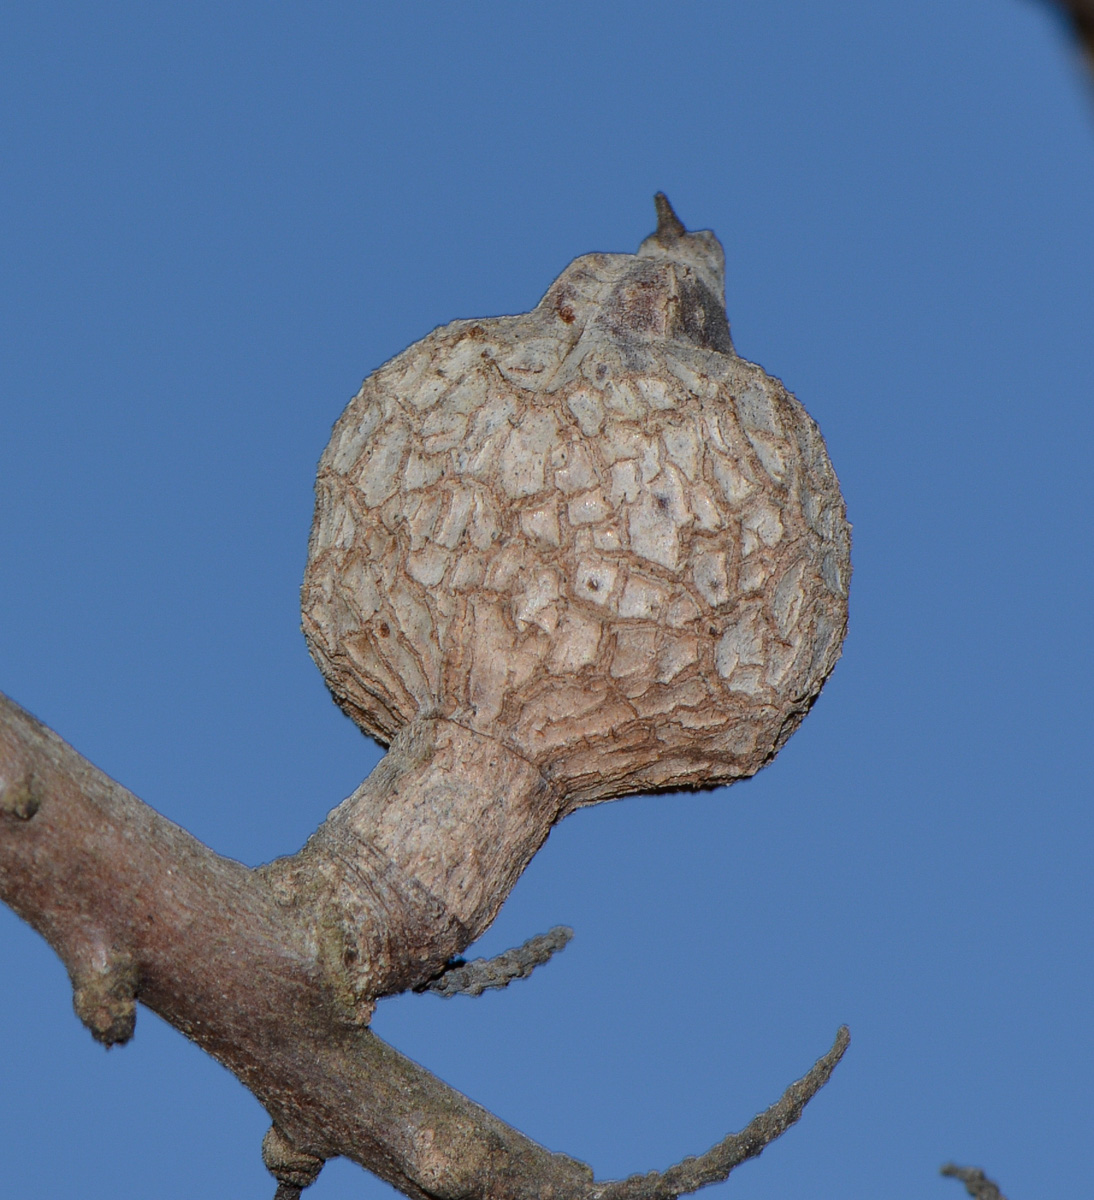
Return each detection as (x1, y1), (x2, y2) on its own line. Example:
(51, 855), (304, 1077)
(592, 1026), (851, 1200)
(940, 1164), (1008, 1200)
(418, 926), (574, 997)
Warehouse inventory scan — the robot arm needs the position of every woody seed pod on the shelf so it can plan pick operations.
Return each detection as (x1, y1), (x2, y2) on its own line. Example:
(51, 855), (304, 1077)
(303, 196), (849, 811)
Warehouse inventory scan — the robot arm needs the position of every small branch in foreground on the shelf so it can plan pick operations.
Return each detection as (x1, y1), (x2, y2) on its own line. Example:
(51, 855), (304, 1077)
(417, 925), (574, 997)
(1048, 1), (1094, 64)
(941, 1164), (1008, 1200)
(592, 1025), (850, 1200)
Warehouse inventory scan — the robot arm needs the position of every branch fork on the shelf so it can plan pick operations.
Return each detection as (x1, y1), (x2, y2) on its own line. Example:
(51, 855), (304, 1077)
(0, 689), (849, 1199)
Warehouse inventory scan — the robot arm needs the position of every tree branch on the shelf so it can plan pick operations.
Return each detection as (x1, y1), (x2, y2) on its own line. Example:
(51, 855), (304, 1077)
(0, 690), (587, 1197)
(0, 690), (848, 1198)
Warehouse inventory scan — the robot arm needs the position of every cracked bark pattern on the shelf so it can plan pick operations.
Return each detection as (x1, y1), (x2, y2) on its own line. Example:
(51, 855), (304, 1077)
(303, 199), (849, 809)
(290, 199), (850, 1017)
(1, 199), (852, 1197)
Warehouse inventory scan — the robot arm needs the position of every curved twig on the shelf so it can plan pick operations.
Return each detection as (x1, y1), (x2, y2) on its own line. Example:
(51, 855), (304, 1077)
(941, 1164), (1008, 1200)
(592, 1026), (850, 1200)
(418, 925), (574, 997)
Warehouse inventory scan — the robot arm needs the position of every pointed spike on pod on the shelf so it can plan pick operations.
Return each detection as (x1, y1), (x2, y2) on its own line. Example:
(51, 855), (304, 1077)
(653, 192), (687, 240)
(639, 195), (728, 306)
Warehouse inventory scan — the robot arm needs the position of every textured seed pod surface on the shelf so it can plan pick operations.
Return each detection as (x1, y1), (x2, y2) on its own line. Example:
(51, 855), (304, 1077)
(303, 201), (850, 806)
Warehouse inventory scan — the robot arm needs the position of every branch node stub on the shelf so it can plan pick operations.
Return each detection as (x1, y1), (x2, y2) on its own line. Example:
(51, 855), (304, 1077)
(0, 771), (40, 820)
(70, 954), (138, 1046)
(262, 1125), (324, 1192)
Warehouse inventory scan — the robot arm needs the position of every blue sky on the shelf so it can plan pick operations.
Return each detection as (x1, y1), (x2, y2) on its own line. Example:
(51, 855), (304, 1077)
(2, 3), (1093, 1197)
